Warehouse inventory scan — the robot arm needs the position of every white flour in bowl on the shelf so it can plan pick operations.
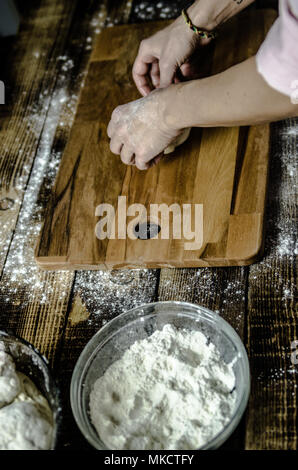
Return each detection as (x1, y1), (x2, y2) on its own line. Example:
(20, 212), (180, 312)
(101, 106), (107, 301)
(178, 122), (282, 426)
(90, 324), (237, 450)
(0, 351), (53, 450)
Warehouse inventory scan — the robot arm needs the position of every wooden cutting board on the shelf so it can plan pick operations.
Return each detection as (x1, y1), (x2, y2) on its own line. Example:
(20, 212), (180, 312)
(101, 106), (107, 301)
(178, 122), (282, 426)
(35, 9), (277, 270)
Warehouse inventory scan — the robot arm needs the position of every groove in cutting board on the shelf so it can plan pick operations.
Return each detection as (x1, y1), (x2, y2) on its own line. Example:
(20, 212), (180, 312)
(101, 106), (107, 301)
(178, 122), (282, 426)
(36, 10), (277, 269)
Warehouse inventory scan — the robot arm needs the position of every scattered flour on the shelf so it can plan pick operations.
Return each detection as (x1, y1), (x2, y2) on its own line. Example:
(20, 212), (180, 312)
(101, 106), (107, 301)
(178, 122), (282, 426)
(0, 351), (53, 450)
(90, 324), (237, 450)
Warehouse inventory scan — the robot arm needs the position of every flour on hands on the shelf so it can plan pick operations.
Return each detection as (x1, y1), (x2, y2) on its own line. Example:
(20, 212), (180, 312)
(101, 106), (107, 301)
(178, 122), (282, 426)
(107, 90), (187, 170)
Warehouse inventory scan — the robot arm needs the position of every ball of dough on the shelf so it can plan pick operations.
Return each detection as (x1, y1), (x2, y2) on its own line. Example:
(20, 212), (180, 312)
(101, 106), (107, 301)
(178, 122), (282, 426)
(0, 351), (21, 408)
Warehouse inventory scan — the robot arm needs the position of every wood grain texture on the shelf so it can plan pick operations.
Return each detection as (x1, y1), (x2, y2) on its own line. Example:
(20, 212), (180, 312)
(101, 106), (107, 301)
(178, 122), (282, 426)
(0, 0), (75, 274)
(0, 0), (296, 452)
(0, 0), (80, 364)
(245, 119), (298, 450)
(0, 0), (117, 364)
(36, 9), (277, 270)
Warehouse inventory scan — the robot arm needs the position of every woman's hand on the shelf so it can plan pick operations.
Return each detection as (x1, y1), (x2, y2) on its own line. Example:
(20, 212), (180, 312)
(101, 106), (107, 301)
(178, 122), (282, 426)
(132, 0), (256, 96)
(107, 89), (182, 170)
(132, 15), (211, 97)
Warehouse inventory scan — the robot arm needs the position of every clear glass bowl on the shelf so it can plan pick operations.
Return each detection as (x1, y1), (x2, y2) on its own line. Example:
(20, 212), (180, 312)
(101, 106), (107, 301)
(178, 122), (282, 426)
(0, 330), (62, 449)
(70, 301), (250, 450)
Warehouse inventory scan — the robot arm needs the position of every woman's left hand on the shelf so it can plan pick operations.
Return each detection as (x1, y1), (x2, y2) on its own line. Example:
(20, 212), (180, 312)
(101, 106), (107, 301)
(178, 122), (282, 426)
(107, 88), (182, 170)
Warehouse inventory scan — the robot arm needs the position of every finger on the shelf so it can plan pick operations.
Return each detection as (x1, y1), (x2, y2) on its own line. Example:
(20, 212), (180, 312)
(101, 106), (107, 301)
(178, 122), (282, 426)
(150, 60), (160, 88)
(108, 105), (125, 137)
(110, 137), (123, 155)
(135, 158), (149, 171)
(159, 59), (177, 89)
(180, 62), (199, 80)
(120, 145), (135, 165)
(132, 58), (153, 96)
(132, 52), (157, 96)
(107, 119), (115, 138)
(180, 49), (205, 80)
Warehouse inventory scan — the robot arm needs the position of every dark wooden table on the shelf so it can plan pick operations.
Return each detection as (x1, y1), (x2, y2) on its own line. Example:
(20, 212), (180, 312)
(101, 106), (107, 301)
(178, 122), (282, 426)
(0, 0), (296, 450)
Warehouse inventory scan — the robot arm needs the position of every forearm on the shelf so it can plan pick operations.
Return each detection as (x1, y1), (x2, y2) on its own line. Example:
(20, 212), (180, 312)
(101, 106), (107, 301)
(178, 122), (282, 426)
(165, 57), (298, 128)
(187, 0), (256, 30)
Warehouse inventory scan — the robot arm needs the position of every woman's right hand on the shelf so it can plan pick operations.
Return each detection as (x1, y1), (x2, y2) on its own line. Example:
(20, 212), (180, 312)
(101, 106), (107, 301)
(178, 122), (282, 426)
(132, 13), (213, 97)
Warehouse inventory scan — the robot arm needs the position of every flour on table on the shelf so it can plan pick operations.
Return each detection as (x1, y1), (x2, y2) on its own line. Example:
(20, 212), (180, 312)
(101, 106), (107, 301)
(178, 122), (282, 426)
(0, 351), (53, 450)
(90, 324), (237, 450)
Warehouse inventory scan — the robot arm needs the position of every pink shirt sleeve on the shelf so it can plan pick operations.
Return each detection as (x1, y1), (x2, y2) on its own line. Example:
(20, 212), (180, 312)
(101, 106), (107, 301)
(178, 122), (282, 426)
(256, 0), (298, 98)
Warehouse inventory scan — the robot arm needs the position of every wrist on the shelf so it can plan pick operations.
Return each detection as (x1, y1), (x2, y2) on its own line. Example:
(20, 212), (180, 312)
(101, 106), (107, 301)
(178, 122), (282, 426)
(187, 0), (254, 31)
(187, 0), (221, 31)
(162, 82), (196, 131)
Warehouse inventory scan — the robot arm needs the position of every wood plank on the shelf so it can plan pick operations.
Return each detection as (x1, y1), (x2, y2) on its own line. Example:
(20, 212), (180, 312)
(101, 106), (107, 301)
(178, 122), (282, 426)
(0, 0), (79, 364)
(225, 10), (275, 264)
(0, 0), (119, 364)
(36, 9), (276, 270)
(158, 267), (247, 336)
(0, 0), (76, 274)
(245, 118), (298, 450)
(2, 0), (293, 453)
